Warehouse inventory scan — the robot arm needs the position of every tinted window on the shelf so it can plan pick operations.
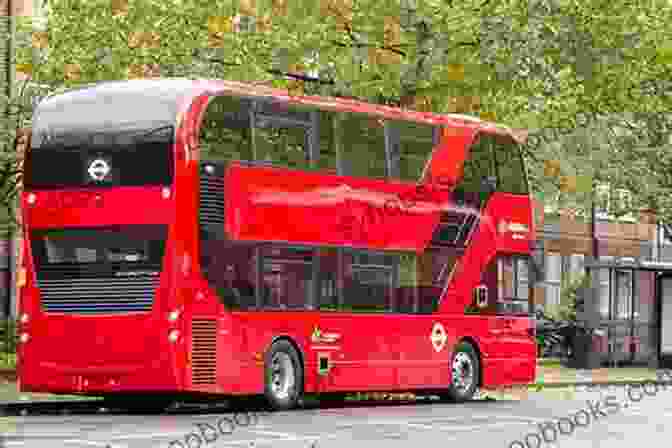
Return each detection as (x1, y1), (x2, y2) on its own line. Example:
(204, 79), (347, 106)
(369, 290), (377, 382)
(199, 95), (337, 171)
(338, 114), (387, 178)
(341, 250), (394, 312)
(24, 127), (174, 189)
(492, 135), (528, 195)
(390, 120), (438, 182)
(199, 237), (258, 310)
(465, 255), (531, 315)
(459, 134), (496, 199)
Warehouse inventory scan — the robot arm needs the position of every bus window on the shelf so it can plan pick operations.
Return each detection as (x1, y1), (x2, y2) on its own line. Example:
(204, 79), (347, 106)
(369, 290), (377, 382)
(389, 120), (437, 182)
(342, 250), (394, 312)
(260, 245), (314, 310)
(199, 95), (337, 171)
(457, 134), (496, 206)
(338, 112), (387, 178)
(198, 95), (253, 163)
(317, 111), (339, 172)
(317, 247), (339, 311)
(252, 100), (314, 170)
(465, 255), (531, 315)
(496, 255), (531, 314)
(416, 250), (446, 313)
(200, 238), (258, 310)
(492, 136), (529, 195)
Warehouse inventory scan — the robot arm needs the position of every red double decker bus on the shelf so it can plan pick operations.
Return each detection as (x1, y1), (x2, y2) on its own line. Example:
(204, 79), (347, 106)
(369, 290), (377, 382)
(17, 79), (536, 410)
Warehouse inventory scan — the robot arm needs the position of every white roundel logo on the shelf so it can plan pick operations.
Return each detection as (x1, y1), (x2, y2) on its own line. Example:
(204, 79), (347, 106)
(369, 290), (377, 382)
(88, 159), (110, 181)
(430, 322), (447, 353)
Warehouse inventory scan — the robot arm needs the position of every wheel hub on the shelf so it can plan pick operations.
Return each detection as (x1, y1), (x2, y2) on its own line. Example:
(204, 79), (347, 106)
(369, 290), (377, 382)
(271, 352), (295, 400)
(451, 352), (474, 393)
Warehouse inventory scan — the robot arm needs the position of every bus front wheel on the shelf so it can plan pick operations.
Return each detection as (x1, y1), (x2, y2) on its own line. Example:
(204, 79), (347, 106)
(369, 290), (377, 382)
(264, 340), (304, 410)
(440, 341), (480, 403)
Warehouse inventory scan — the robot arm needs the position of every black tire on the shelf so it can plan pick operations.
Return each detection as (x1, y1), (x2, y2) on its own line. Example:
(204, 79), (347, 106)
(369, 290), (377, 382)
(263, 340), (304, 411)
(439, 341), (480, 403)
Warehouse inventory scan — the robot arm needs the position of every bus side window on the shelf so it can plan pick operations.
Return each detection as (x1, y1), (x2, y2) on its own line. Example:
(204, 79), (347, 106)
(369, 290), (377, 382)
(200, 237), (258, 310)
(199, 95), (253, 163)
(338, 113), (387, 179)
(317, 248), (339, 311)
(260, 246), (314, 311)
(496, 256), (531, 315)
(341, 250), (394, 313)
(492, 136), (529, 195)
(457, 135), (496, 206)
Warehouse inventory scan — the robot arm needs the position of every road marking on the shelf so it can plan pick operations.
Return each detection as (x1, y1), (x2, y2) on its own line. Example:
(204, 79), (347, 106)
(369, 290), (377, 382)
(216, 433), (342, 447)
(110, 431), (192, 440)
(62, 440), (112, 447)
(249, 430), (304, 438)
(469, 413), (548, 423)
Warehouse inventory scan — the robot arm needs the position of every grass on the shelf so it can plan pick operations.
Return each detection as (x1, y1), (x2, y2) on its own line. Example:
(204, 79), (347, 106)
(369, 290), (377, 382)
(0, 381), (98, 403)
(538, 358), (563, 367)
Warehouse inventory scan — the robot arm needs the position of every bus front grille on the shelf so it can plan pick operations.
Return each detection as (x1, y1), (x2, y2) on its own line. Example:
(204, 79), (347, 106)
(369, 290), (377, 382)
(37, 271), (160, 314)
(191, 319), (217, 386)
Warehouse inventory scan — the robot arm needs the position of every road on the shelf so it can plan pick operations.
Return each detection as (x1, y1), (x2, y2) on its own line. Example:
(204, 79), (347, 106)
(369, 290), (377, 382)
(1, 386), (671, 447)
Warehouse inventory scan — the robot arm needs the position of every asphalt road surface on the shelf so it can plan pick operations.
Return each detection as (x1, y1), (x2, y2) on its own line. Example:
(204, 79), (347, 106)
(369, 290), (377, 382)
(1, 386), (671, 447)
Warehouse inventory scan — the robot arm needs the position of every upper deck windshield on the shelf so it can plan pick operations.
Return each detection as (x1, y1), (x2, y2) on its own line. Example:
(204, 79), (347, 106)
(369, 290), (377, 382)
(23, 126), (174, 189)
(24, 80), (185, 190)
(455, 133), (529, 203)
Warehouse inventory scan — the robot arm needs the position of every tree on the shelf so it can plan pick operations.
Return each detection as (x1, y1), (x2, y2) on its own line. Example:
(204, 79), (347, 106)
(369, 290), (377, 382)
(1, 0), (671, 222)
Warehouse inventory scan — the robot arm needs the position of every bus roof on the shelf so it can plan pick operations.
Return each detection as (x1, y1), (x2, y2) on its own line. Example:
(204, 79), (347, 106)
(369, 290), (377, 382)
(32, 78), (527, 146)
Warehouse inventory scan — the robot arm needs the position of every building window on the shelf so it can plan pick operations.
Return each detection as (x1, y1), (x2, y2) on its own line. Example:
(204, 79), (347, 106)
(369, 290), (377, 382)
(545, 252), (562, 307)
(569, 254), (585, 281)
(614, 269), (633, 319)
(598, 255), (613, 318)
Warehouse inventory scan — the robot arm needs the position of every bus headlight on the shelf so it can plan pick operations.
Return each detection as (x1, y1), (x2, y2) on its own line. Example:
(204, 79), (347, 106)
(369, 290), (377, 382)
(168, 330), (180, 343)
(161, 187), (171, 199)
(19, 313), (29, 324)
(168, 310), (180, 322)
(20, 333), (29, 343)
(27, 193), (36, 205)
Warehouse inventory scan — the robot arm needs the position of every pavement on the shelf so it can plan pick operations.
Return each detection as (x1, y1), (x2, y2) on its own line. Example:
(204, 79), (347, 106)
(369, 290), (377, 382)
(2, 388), (672, 447)
(0, 363), (670, 405)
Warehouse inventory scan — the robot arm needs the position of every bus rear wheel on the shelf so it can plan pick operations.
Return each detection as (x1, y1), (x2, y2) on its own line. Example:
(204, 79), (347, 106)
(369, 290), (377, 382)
(264, 340), (304, 411)
(440, 341), (480, 403)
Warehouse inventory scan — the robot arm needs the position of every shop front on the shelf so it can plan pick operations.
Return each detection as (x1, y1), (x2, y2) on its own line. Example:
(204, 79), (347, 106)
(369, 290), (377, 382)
(583, 259), (672, 368)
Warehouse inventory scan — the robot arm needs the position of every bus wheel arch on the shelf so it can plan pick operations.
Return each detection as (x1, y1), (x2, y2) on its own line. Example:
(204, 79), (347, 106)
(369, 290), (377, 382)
(263, 336), (305, 410)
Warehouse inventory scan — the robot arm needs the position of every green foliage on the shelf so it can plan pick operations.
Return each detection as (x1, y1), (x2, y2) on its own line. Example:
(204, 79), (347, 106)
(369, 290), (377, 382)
(0, 352), (17, 369)
(0, 319), (17, 355)
(545, 274), (589, 322)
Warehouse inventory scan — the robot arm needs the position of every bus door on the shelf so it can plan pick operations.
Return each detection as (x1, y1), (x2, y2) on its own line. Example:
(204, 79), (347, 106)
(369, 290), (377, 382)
(314, 249), (399, 391)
